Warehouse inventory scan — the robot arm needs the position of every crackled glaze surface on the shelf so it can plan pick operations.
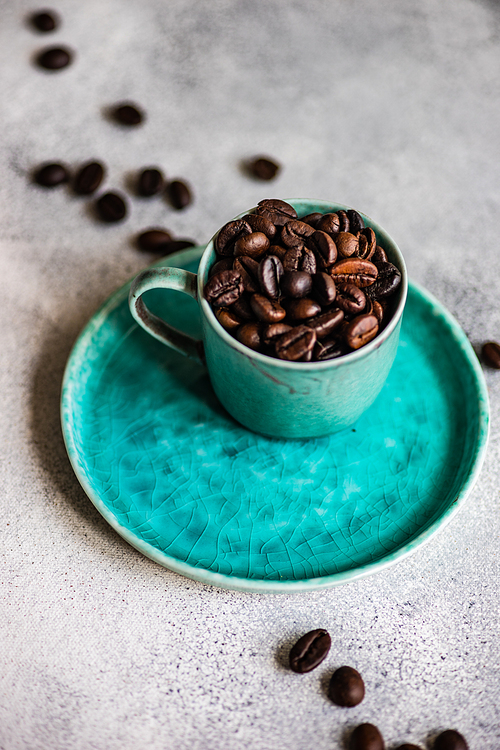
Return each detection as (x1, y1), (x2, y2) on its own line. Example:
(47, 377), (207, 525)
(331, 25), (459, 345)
(61, 248), (488, 592)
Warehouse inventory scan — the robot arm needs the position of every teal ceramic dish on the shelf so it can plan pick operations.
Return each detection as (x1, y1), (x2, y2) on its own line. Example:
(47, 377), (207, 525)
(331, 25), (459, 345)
(61, 246), (489, 593)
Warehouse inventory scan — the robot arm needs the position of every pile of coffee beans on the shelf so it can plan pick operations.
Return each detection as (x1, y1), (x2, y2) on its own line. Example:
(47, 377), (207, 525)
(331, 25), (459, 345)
(204, 199), (402, 362)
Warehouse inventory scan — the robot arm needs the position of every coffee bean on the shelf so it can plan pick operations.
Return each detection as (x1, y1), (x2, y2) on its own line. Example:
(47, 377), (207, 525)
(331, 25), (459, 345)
(37, 46), (72, 70)
(242, 214), (277, 240)
(345, 314), (379, 350)
(336, 232), (359, 259)
(204, 270), (243, 307)
(301, 212), (323, 228)
(312, 272), (336, 306)
(313, 336), (346, 361)
(74, 161), (104, 195)
(31, 11), (59, 32)
(394, 744), (423, 750)
(283, 246), (317, 275)
(230, 294), (255, 321)
(96, 192), (127, 222)
(113, 103), (144, 125)
(281, 220), (315, 249)
(268, 243), (288, 262)
(286, 298), (322, 321)
(234, 232), (270, 260)
(215, 307), (243, 332)
(433, 730), (468, 750)
(34, 162), (68, 187)
(255, 199), (297, 226)
(337, 209), (350, 232)
(210, 257), (234, 277)
(372, 299), (386, 324)
(307, 230), (337, 268)
(482, 341), (500, 369)
(336, 282), (367, 315)
(328, 665), (365, 707)
(263, 323), (293, 347)
(330, 258), (378, 288)
(317, 212), (341, 237)
(347, 209), (365, 233)
(168, 179), (192, 210)
(236, 322), (262, 351)
(138, 168), (164, 196)
(250, 294), (286, 323)
(372, 245), (388, 264)
(216, 219), (252, 256)
(281, 271), (312, 298)
(307, 309), (344, 339)
(357, 227), (377, 260)
(275, 325), (316, 361)
(248, 156), (280, 180)
(349, 723), (384, 750)
(289, 629), (331, 673)
(234, 256), (260, 293)
(137, 229), (173, 253)
(258, 255), (283, 299)
(366, 261), (401, 299)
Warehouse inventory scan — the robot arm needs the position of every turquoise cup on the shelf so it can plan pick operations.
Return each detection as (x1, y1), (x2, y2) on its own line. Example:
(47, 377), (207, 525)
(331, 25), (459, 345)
(129, 200), (407, 438)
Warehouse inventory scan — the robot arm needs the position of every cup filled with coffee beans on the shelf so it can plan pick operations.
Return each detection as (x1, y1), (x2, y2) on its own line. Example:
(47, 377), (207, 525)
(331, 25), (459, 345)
(129, 199), (407, 438)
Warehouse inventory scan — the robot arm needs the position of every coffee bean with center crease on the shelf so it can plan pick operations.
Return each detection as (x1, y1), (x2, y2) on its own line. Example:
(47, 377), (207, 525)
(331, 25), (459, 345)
(281, 271), (312, 298)
(263, 323), (292, 347)
(96, 192), (127, 222)
(314, 335), (346, 361)
(255, 198), (297, 226)
(366, 261), (401, 299)
(74, 161), (104, 195)
(286, 298), (321, 321)
(37, 46), (72, 70)
(138, 168), (164, 196)
(482, 341), (500, 368)
(31, 11), (59, 31)
(242, 214), (277, 240)
(283, 246), (317, 275)
(336, 282), (366, 314)
(248, 156), (280, 181)
(317, 212), (341, 237)
(259, 255), (283, 298)
(216, 219), (252, 256)
(345, 314), (379, 350)
(307, 309), (344, 339)
(204, 270), (243, 307)
(275, 325), (316, 361)
(307, 230), (337, 269)
(357, 227), (377, 260)
(349, 723), (384, 750)
(281, 220), (315, 249)
(434, 730), (468, 750)
(328, 665), (365, 707)
(336, 232), (359, 259)
(301, 212), (323, 228)
(113, 103), (144, 125)
(233, 256), (260, 293)
(312, 272), (336, 306)
(347, 209), (365, 233)
(234, 232), (270, 259)
(289, 629), (331, 673)
(330, 258), (378, 288)
(250, 294), (286, 323)
(168, 179), (192, 209)
(34, 162), (68, 187)
(372, 245), (388, 264)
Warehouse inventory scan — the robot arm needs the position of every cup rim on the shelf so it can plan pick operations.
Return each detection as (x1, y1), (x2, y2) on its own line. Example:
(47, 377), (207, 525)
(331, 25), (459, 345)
(198, 199), (408, 370)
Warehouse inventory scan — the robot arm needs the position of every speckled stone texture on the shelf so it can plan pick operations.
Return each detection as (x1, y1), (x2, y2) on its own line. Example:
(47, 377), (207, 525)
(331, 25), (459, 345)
(0, 0), (499, 748)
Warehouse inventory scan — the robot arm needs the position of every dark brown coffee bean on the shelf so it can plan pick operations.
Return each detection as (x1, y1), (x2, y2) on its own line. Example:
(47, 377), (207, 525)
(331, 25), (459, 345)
(328, 665), (365, 707)
(37, 46), (72, 70)
(204, 270), (243, 307)
(215, 307), (243, 332)
(372, 299), (386, 324)
(301, 212), (323, 228)
(336, 282), (366, 314)
(31, 11), (59, 31)
(236, 323), (262, 351)
(312, 272), (336, 306)
(307, 309), (344, 339)
(74, 161), (104, 195)
(366, 261), (401, 298)
(168, 179), (192, 209)
(250, 294), (286, 323)
(349, 723), (384, 750)
(345, 314), (379, 350)
(313, 336), (346, 361)
(372, 245), (388, 264)
(275, 325), (316, 361)
(248, 157), (280, 180)
(317, 213), (341, 237)
(281, 220), (315, 249)
(347, 209), (365, 233)
(255, 199), (297, 226)
(96, 192), (127, 222)
(234, 232), (270, 259)
(336, 232), (359, 258)
(394, 745), (423, 750)
(281, 271), (312, 298)
(482, 341), (500, 368)
(330, 258), (378, 288)
(137, 229), (173, 253)
(229, 294), (255, 321)
(34, 162), (68, 187)
(262, 323), (293, 346)
(113, 103), (144, 125)
(357, 227), (377, 260)
(209, 257), (234, 277)
(433, 730), (468, 750)
(337, 209), (350, 232)
(259, 255), (283, 298)
(137, 168), (164, 196)
(234, 256), (260, 293)
(216, 219), (252, 256)
(286, 298), (321, 321)
(289, 629), (331, 673)
(242, 214), (277, 239)
(283, 246), (317, 275)
(307, 230), (337, 268)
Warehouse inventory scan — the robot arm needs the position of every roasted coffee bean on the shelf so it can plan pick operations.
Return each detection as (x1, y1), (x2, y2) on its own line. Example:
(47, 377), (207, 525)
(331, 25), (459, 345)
(336, 282), (366, 314)
(482, 341), (500, 369)
(96, 191), (127, 222)
(313, 336), (346, 361)
(330, 258), (378, 288)
(113, 103), (143, 125)
(281, 220), (315, 249)
(286, 298), (322, 321)
(236, 323), (262, 351)
(31, 11), (59, 31)
(289, 629), (331, 673)
(307, 230), (337, 268)
(209, 257), (234, 277)
(306, 309), (344, 339)
(230, 294), (255, 321)
(336, 232), (359, 258)
(275, 325), (316, 361)
(433, 730), (468, 750)
(37, 46), (72, 69)
(248, 156), (280, 180)
(263, 323), (293, 347)
(215, 307), (243, 332)
(137, 229), (173, 253)
(301, 212), (323, 228)
(366, 261), (401, 298)
(243, 214), (277, 240)
(268, 243), (287, 262)
(250, 294), (286, 323)
(317, 213), (341, 237)
(234, 256), (260, 293)
(357, 227), (377, 260)
(372, 299), (386, 324)
(283, 246), (317, 275)
(312, 272), (336, 306)
(255, 198), (297, 226)
(349, 723), (384, 750)
(204, 270), (243, 307)
(394, 744), (423, 750)
(345, 314), (379, 350)
(74, 161), (104, 195)
(234, 231), (270, 259)
(281, 271), (312, 298)
(168, 179), (192, 209)
(372, 245), (388, 264)
(259, 255), (283, 299)
(347, 209), (365, 233)
(328, 666), (365, 707)
(216, 219), (252, 256)
(337, 209), (350, 232)
(138, 168), (164, 196)
(34, 162), (68, 187)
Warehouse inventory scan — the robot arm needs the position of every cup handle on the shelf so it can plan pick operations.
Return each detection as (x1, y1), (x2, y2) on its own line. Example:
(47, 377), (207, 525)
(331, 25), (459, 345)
(128, 267), (205, 364)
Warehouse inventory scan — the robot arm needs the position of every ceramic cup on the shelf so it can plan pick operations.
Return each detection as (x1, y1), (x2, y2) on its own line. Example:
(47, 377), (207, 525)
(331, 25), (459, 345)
(128, 200), (407, 438)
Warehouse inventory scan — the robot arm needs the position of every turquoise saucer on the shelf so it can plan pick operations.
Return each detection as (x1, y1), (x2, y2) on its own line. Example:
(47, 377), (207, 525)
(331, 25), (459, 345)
(61, 246), (489, 593)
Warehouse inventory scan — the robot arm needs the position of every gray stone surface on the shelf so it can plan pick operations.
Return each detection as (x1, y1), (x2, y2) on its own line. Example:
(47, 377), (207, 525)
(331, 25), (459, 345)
(1, 0), (499, 747)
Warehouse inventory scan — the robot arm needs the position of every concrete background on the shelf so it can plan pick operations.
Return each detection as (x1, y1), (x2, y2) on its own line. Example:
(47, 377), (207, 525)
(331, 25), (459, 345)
(0, 0), (499, 747)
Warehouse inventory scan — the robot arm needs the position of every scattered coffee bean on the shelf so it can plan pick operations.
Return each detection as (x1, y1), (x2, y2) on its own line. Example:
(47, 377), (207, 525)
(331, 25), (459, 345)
(481, 341), (500, 369)
(247, 156), (280, 180)
(433, 730), (468, 750)
(349, 723), (384, 750)
(37, 46), (72, 70)
(289, 629), (331, 673)
(328, 665), (365, 707)
(31, 10), (59, 32)
(138, 168), (164, 196)
(34, 162), (69, 187)
(113, 103), (144, 126)
(137, 229), (173, 253)
(74, 161), (105, 195)
(168, 179), (192, 209)
(96, 191), (127, 222)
